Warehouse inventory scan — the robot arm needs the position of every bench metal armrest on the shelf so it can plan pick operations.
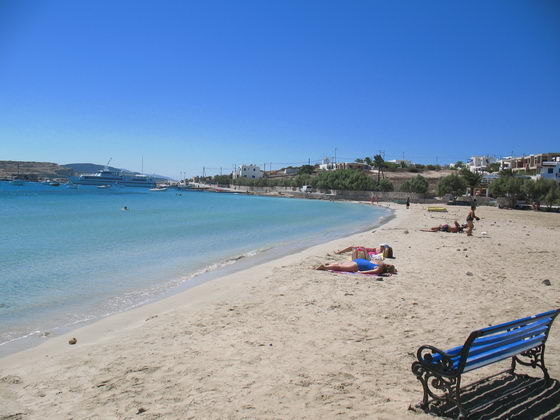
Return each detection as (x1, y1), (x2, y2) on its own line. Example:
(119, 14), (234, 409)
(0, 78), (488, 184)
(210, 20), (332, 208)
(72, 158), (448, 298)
(416, 345), (460, 376)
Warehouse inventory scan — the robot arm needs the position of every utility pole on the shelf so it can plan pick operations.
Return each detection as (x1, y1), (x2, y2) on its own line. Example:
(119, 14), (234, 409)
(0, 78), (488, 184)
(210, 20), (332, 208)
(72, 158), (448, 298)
(308, 158), (310, 165)
(203, 166), (205, 178)
(220, 167), (222, 175)
(334, 147), (337, 164)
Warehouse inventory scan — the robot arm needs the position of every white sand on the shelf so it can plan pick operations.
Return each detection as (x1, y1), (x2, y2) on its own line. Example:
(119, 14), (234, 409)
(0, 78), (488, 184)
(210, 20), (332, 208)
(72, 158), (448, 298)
(1, 204), (559, 419)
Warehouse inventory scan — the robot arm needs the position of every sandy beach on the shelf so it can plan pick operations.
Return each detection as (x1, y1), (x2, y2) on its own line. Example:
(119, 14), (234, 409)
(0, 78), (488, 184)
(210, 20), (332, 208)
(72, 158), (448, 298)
(1, 203), (559, 419)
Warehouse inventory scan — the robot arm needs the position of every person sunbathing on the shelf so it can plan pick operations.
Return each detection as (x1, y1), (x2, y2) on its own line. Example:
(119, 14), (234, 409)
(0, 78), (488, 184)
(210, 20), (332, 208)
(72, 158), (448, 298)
(422, 221), (464, 233)
(316, 259), (397, 275)
(335, 245), (385, 255)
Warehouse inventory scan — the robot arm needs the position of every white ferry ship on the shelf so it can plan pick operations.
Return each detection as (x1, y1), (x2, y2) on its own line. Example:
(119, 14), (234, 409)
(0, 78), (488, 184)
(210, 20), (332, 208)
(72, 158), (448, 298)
(69, 168), (157, 188)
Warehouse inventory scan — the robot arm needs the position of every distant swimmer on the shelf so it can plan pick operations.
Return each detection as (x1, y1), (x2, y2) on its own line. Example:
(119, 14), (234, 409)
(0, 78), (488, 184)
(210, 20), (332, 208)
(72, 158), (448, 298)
(122, 206), (129, 211)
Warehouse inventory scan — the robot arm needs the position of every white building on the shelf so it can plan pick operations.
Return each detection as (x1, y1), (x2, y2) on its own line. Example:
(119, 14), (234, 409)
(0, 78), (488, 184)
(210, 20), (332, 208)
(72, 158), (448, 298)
(498, 156), (513, 170)
(387, 159), (412, 167)
(233, 164), (263, 179)
(319, 157), (336, 171)
(538, 160), (560, 185)
(467, 156), (496, 172)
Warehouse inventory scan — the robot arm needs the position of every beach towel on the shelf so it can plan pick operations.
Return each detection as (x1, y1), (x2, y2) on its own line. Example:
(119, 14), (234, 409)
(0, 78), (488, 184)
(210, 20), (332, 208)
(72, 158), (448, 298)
(328, 270), (394, 278)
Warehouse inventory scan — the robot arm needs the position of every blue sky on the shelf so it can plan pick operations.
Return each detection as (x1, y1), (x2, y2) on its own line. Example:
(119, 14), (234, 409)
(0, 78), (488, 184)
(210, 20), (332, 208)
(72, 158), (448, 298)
(1, 0), (559, 177)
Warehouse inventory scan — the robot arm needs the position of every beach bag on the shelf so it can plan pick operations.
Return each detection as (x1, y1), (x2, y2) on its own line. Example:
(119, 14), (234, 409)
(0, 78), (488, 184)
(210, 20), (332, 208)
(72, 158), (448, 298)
(351, 247), (370, 261)
(383, 246), (394, 259)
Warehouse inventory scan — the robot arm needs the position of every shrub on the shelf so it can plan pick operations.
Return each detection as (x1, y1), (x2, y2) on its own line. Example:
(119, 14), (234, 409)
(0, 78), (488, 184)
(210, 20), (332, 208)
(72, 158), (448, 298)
(400, 175), (429, 193)
(437, 174), (467, 197)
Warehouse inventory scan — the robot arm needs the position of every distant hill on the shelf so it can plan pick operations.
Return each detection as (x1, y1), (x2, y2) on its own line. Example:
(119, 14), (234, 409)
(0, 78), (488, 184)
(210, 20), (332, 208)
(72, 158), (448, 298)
(0, 161), (173, 181)
(65, 163), (173, 181)
(63, 163), (129, 174)
(0, 160), (73, 180)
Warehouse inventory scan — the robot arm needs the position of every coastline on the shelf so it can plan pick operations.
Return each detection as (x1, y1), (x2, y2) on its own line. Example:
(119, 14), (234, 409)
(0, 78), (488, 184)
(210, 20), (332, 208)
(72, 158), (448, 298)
(1, 203), (559, 419)
(0, 203), (395, 363)
(0, 198), (392, 357)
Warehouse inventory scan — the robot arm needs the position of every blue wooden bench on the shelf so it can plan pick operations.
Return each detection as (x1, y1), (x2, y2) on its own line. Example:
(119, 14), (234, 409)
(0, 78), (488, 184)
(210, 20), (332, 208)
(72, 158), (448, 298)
(411, 309), (559, 419)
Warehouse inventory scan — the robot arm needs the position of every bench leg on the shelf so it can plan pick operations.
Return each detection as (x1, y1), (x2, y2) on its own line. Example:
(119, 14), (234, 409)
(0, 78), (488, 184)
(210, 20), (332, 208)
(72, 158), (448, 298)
(513, 344), (550, 383)
(411, 363), (468, 418)
(510, 356), (517, 375)
(454, 376), (468, 419)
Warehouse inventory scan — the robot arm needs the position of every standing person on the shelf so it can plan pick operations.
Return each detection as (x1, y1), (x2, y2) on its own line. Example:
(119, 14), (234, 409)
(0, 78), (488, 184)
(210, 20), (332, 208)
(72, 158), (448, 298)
(406, 197), (410, 209)
(466, 205), (480, 236)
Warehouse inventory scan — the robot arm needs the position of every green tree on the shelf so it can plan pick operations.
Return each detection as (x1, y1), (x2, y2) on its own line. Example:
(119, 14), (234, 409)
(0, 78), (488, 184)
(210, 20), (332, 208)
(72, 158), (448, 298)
(454, 161), (465, 169)
(544, 184), (560, 208)
(437, 174), (467, 197)
(373, 154), (385, 182)
(526, 178), (559, 209)
(377, 178), (394, 191)
(400, 175), (429, 193)
(212, 174), (232, 185)
(486, 162), (501, 173)
(298, 165), (315, 175)
(355, 158), (364, 163)
(459, 168), (483, 196)
(489, 174), (526, 207)
(364, 157), (373, 167)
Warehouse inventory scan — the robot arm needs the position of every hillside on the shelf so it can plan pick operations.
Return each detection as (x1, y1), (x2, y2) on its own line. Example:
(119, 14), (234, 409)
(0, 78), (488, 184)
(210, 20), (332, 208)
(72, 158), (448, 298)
(64, 163), (131, 174)
(0, 161), (173, 181)
(65, 163), (173, 181)
(381, 168), (455, 191)
(0, 161), (73, 180)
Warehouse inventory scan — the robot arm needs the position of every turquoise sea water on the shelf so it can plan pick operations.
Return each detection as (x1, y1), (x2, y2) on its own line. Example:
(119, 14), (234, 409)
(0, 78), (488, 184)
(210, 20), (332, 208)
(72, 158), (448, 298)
(0, 182), (390, 355)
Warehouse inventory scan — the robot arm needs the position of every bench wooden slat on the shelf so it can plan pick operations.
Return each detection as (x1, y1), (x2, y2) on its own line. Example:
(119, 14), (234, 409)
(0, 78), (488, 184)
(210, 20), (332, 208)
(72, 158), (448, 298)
(464, 336), (544, 372)
(467, 325), (549, 359)
(472, 317), (552, 347)
(477, 310), (557, 336)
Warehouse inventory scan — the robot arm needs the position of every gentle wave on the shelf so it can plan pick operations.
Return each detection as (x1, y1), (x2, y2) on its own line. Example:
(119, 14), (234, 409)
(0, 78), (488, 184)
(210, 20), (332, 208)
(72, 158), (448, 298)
(0, 247), (271, 349)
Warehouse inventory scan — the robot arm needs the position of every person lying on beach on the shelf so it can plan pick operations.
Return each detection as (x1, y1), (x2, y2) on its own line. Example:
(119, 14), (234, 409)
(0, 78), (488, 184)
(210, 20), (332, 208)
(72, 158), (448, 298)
(335, 245), (385, 255)
(315, 259), (397, 275)
(421, 221), (464, 233)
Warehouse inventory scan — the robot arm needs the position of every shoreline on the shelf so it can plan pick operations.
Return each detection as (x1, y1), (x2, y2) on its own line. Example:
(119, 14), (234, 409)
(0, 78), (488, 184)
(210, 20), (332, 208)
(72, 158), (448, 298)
(2, 203), (559, 419)
(0, 203), (394, 361)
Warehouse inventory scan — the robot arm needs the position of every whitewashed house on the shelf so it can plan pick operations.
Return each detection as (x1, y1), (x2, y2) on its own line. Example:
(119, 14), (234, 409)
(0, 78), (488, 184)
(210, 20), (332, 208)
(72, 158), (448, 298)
(319, 157), (336, 171)
(538, 160), (560, 185)
(283, 167), (298, 175)
(467, 156), (496, 172)
(387, 159), (412, 167)
(233, 164), (263, 179)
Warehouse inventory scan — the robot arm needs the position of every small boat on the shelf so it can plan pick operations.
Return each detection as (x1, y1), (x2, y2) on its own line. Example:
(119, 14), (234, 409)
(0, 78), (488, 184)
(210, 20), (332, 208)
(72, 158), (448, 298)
(49, 181), (60, 187)
(97, 184), (112, 189)
(150, 187), (168, 191)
